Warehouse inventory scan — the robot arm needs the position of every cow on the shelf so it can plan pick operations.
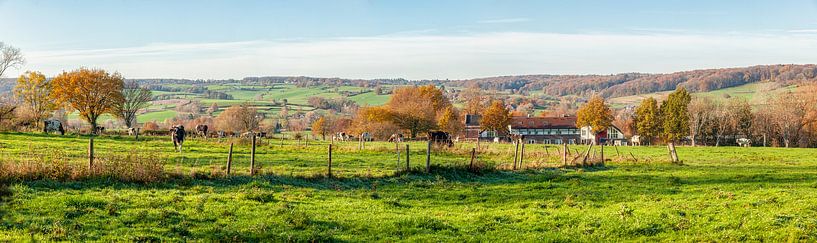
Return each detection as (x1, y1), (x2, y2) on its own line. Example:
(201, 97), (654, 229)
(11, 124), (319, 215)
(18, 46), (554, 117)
(427, 131), (453, 147)
(43, 119), (65, 135)
(217, 131), (227, 138)
(387, 133), (403, 143)
(333, 132), (350, 142)
(94, 126), (105, 134)
(195, 124), (208, 138)
(737, 138), (752, 147)
(170, 125), (186, 152)
(631, 135), (642, 146)
(360, 132), (372, 142)
(127, 127), (141, 136)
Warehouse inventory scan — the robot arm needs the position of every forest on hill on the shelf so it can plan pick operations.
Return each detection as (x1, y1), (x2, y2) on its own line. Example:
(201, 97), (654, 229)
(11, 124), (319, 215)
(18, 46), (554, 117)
(3, 64), (816, 99)
(453, 64), (817, 98)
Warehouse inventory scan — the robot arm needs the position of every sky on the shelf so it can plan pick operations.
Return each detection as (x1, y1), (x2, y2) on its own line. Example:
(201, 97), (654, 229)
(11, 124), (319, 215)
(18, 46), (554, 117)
(1, 0), (817, 80)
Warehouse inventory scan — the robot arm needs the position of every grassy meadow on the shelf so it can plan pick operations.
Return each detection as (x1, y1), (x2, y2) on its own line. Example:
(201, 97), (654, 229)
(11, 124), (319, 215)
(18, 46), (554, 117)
(2, 132), (817, 241)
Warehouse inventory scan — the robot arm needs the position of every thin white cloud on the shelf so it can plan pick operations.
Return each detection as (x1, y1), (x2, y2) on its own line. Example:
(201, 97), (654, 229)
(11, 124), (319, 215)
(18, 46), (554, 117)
(788, 29), (817, 33)
(476, 18), (531, 24)
(14, 32), (817, 80)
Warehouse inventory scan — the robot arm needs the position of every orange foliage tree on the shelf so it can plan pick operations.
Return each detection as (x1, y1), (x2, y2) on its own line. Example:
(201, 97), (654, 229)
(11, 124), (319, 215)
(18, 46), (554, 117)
(50, 68), (124, 132)
(576, 95), (613, 135)
(350, 106), (398, 140)
(387, 85), (452, 138)
(480, 100), (511, 136)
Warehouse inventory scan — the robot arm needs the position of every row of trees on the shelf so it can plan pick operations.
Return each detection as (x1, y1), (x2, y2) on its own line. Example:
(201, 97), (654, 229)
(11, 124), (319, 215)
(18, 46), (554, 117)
(620, 85), (817, 147)
(5, 68), (152, 132)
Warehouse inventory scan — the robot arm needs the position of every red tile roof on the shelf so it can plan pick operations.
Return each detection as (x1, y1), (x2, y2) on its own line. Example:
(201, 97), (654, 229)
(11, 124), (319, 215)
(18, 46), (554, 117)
(509, 116), (578, 129)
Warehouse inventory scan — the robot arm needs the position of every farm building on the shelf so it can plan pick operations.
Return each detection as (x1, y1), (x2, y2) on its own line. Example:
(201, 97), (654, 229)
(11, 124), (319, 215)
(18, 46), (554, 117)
(507, 116), (581, 144)
(463, 114), (627, 145)
(579, 126), (627, 145)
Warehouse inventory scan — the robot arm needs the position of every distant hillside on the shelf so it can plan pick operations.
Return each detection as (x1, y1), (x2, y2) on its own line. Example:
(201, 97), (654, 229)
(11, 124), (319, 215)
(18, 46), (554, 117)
(454, 64), (817, 98)
(4, 64), (816, 99)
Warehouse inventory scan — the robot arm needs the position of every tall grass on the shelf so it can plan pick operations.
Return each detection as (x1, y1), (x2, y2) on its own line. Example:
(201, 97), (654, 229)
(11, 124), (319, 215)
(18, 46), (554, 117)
(0, 149), (165, 183)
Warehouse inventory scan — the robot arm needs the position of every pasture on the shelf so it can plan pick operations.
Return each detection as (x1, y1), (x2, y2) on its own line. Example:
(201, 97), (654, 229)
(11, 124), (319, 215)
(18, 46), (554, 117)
(2, 132), (817, 241)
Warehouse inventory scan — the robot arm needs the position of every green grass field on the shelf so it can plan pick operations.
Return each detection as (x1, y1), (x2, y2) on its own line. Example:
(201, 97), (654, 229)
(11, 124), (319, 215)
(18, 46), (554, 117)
(2, 132), (817, 241)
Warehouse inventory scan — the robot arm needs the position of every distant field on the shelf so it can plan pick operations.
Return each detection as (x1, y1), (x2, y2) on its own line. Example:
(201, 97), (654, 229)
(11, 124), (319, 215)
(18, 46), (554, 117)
(2, 132), (817, 241)
(608, 82), (796, 108)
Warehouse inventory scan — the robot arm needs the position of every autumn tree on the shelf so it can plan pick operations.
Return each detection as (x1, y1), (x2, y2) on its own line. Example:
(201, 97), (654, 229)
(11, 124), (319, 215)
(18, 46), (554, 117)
(437, 106), (463, 135)
(0, 42), (25, 78)
(687, 96), (715, 146)
(14, 71), (56, 125)
(207, 102), (219, 115)
(576, 95), (613, 139)
(634, 97), (661, 145)
(311, 116), (330, 140)
(115, 80), (152, 128)
(350, 106), (398, 140)
(480, 100), (511, 136)
(387, 85), (451, 138)
(461, 84), (486, 115)
(661, 87), (691, 142)
(50, 68), (125, 132)
(215, 104), (260, 132)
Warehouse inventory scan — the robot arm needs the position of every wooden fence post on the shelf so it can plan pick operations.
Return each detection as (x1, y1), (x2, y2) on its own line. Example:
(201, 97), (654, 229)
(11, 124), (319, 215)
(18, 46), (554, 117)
(581, 144), (593, 166)
(668, 142), (680, 164)
(395, 142), (400, 169)
(226, 143), (233, 176)
(328, 144), (333, 178)
(600, 143), (604, 166)
(250, 134), (257, 176)
(405, 144), (410, 172)
(520, 140), (525, 169)
(469, 147), (476, 171)
(88, 137), (94, 170)
(562, 142), (568, 166)
(513, 140), (519, 170)
(426, 140), (431, 173)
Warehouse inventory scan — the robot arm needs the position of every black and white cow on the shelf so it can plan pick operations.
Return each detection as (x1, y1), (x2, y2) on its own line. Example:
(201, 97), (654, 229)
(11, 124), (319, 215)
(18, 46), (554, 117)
(43, 119), (65, 135)
(387, 133), (404, 143)
(170, 125), (186, 152)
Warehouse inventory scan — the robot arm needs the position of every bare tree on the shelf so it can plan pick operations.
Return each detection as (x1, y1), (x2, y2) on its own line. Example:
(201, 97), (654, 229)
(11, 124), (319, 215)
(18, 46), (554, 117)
(0, 42), (25, 78)
(215, 104), (261, 132)
(688, 96), (715, 146)
(712, 101), (735, 146)
(115, 80), (153, 128)
(0, 93), (18, 125)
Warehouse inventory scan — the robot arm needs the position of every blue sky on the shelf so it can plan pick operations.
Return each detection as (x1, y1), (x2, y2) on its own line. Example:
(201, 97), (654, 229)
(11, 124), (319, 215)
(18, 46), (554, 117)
(2, 0), (817, 79)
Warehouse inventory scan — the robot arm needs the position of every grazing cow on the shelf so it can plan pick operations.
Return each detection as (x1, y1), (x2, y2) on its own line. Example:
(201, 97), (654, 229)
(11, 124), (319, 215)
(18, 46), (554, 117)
(195, 124), (208, 138)
(217, 131), (227, 138)
(127, 127), (141, 136)
(360, 132), (372, 141)
(43, 119), (65, 135)
(387, 133), (403, 143)
(631, 135), (642, 146)
(333, 132), (350, 142)
(737, 138), (752, 147)
(170, 125), (186, 152)
(427, 131), (454, 147)
(94, 126), (105, 134)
